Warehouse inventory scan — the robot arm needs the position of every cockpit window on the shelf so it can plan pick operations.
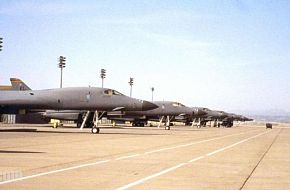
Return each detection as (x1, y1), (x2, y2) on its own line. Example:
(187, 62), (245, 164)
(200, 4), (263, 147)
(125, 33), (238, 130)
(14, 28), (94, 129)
(104, 89), (112, 95)
(112, 90), (123, 95)
(172, 102), (185, 107)
(104, 89), (124, 96)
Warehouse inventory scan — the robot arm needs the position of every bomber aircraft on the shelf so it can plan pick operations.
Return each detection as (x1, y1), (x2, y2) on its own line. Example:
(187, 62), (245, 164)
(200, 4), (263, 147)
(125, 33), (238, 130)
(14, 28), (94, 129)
(195, 108), (253, 128)
(106, 101), (207, 130)
(41, 101), (207, 130)
(193, 108), (227, 127)
(220, 113), (253, 127)
(0, 81), (158, 134)
(2, 78), (251, 130)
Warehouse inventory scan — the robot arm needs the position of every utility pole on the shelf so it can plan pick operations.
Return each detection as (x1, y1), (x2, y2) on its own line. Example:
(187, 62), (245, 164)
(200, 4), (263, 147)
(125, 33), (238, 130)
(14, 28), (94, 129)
(100, 69), (106, 88)
(0, 37), (3, 51)
(151, 87), (154, 101)
(128, 77), (134, 97)
(58, 56), (66, 88)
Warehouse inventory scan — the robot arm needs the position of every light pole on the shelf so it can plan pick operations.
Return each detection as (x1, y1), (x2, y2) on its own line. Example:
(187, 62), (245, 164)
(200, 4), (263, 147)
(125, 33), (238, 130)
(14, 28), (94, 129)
(128, 77), (134, 97)
(0, 37), (3, 51)
(58, 56), (66, 88)
(151, 87), (154, 101)
(100, 69), (106, 88)
(0, 37), (3, 122)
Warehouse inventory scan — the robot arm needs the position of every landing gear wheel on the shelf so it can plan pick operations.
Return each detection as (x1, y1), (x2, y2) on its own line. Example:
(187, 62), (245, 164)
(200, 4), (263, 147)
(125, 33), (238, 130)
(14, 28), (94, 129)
(91, 127), (100, 134)
(165, 126), (170, 130)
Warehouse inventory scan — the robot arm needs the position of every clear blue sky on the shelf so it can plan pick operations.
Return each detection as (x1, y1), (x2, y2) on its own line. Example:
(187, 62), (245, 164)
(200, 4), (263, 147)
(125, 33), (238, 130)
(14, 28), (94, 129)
(1, 0), (290, 114)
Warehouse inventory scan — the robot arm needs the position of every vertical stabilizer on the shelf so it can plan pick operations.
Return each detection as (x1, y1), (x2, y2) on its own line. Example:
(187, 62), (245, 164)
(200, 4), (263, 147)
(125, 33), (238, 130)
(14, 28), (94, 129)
(10, 78), (31, 91)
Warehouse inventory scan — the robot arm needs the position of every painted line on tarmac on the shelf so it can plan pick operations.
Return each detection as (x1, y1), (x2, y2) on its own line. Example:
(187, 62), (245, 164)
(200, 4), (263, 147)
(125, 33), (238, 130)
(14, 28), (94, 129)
(206, 131), (270, 156)
(115, 154), (140, 160)
(0, 129), (260, 185)
(144, 129), (260, 155)
(115, 130), (272, 190)
(0, 159), (111, 185)
(116, 163), (187, 190)
(188, 156), (204, 163)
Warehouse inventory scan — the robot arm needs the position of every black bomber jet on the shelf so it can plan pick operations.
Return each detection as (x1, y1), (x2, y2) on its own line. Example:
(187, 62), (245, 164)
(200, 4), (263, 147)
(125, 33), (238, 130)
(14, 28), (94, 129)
(195, 108), (253, 128)
(0, 86), (158, 133)
(42, 101), (207, 130)
(192, 108), (228, 128)
(3, 78), (252, 130)
(106, 101), (207, 130)
(220, 113), (253, 127)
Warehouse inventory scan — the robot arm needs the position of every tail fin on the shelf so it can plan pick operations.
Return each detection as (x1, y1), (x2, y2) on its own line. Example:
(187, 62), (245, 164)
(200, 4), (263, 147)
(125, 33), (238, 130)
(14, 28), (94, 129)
(10, 78), (31, 91)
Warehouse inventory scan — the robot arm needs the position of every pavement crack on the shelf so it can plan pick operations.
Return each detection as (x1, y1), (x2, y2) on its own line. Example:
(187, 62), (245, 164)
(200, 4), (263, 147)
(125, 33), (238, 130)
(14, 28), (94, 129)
(239, 129), (282, 190)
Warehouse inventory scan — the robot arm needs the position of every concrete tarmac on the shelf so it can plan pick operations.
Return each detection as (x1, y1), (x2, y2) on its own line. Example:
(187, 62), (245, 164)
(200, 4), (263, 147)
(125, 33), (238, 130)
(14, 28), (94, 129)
(0, 123), (289, 189)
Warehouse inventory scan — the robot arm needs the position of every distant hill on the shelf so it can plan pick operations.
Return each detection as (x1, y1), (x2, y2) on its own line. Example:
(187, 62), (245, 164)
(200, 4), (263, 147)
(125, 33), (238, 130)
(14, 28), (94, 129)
(228, 109), (290, 123)
(250, 115), (290, 123)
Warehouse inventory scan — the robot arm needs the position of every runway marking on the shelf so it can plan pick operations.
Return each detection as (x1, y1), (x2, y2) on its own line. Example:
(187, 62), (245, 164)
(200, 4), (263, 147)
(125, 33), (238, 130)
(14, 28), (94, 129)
(144, 129), (259, 155)
(0, 159), (111, 185)
(115, 130), (272, 190)
(116, 163), (187, 190)
(188, 156), (204, 163)
(115, 154), (140, 160)
(0, 128), (260, 185)
(206, 131), (270, 156)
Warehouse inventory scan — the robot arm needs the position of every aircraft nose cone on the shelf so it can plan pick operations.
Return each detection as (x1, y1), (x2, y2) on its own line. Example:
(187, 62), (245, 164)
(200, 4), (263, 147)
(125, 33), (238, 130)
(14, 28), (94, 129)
(142, 101), (158, 111)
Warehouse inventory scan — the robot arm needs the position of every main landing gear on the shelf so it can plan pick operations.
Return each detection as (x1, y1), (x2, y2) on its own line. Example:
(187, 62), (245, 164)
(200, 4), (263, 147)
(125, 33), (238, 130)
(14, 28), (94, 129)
(157, 116), (173, 130)
(91, 127), (100, 134)
(80, 111), (106, 134)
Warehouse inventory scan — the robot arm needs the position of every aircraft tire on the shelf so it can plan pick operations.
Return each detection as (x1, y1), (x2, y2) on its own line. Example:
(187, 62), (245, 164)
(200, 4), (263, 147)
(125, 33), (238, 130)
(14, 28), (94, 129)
(165, 126), (170, 130)
(91, 127), (100, 134)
